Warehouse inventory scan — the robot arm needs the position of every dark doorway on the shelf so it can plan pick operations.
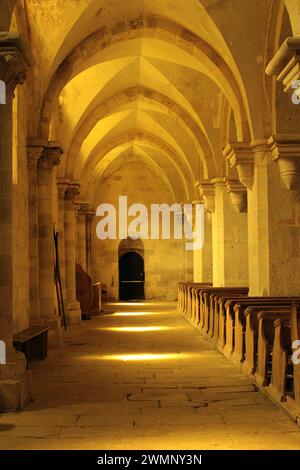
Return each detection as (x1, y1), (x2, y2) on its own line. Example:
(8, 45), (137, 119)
(119, 251), (145, 301)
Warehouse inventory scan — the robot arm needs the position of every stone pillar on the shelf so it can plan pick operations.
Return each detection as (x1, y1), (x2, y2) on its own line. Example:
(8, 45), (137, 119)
(27, 141), (45, 324)
(212, 178), (248, 287)
(193, 211), (212, 283)
(37, 143), (62, 338)
(196, 182), (215, 285)
(76, 202), (89, 272)
(177, 204), (192, 282)
(198, 178), (248, 287)
(0, 33), (33, 410)
(64, 183), (82, 324)
(228, 140), (300, 296)
(85, 211), (94, 277)
(190, 200), (212, 283)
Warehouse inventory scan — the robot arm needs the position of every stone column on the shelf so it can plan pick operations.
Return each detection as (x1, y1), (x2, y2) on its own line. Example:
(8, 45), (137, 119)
(195, 182), (215, 284)
(37, 143), (62, 337)
(198, 178), (248, 287)
(0, 33), (33, 410)
(193, 208), (212, 283)
(64, 183), (82, 324)
(85, 211), (94, 277)
(212, 178), (248, 287)
(76, 202), (89, 272)
(27, 140), (45, 324)
(228, 140), (300, 296)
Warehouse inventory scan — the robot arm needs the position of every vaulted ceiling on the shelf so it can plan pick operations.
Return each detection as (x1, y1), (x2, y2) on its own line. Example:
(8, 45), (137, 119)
(9, 0), (292, 204)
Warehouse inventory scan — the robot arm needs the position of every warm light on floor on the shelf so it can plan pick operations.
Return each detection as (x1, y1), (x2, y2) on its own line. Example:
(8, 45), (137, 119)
(109, 311), (168, 317)
(78, 353), (188, 362)
(106, 302), (149, 307)
(100, 353), (180, 362)
(97, 326), (172, 332)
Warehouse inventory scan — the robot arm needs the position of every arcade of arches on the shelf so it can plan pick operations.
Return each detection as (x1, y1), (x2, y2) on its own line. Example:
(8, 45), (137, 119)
(1, 0), (300, 450)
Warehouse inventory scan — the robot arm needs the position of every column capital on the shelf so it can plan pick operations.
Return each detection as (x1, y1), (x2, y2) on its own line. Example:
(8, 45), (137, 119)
(85, 211), (95, 224)
(266, 37), (300, 93)
(195, 180), (215, 213)
(65, 182), (81, 202)
(75, 201), (90, 215)
(57, 178), (70, 200)
(0, 33), (34, 95)
(224, 143), (254, 190)
(38, 142), (63, 170)
(268, 134), (300, 189)
(226, 178), (247, 213)
(27, 145), (44, 169)
(224, 140), (269, 190)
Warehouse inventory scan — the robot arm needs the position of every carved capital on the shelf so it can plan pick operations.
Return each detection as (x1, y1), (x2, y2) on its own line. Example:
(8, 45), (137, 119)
(57, 178), (70, 200)
(268, 134), (300, 190)
(0, 33), (34, 95)
(76, 202), (90, 215)
(226, 178), (248, 213)
(195, 180), (215, 213)
(266, 37), (300, 93)
(27, 145), (44, 169)
(38, 143), (63, 170)
(65, 182), (80, 202)
(85, 211), (95, 225)
(224, 143), (254, 190)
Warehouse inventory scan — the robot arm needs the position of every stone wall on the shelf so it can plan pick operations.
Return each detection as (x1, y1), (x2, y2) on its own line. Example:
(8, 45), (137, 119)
(91, 161), (186, 301)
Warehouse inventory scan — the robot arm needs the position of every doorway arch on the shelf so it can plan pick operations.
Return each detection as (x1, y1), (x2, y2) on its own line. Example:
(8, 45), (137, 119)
(118, 239), (145, 301)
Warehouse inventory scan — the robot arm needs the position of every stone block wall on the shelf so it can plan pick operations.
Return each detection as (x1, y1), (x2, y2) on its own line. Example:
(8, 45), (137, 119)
(91, 161), (186, 301)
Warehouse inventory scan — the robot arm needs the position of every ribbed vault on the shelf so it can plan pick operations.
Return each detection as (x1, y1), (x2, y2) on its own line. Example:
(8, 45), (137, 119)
(17, 0), (278, 204)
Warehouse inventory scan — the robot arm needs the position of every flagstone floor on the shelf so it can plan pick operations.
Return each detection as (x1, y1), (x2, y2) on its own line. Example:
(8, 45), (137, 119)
(1, 301), (300, 450)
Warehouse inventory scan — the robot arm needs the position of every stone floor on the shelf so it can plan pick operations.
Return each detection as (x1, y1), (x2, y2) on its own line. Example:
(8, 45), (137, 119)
(1, 301), (300, 450)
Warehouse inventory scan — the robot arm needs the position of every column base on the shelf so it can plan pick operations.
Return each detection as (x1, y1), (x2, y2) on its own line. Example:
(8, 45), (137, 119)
(66, 301), (82, 325)
(0, 351), (32, 412)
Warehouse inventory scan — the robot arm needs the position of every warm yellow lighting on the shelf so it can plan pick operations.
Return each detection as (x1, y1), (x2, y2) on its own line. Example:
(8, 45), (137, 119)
(97, 326), (171, 332)
(109, 311), (167, 317)
(106, 302), (149, 307)
(78, 352), (197, 363)
(100, 353), (180, 362)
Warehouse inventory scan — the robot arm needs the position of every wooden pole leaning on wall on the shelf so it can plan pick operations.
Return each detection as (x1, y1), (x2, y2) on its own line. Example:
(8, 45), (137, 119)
(54, 226), (67, 330)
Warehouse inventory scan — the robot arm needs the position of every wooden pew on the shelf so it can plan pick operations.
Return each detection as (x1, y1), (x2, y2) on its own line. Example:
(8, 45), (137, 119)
(243, 305), (290, 376)
(208, 292), (247, 343)
(199, 288), (248, 338)
(178, 282), (211, 321)
(269, 317), (292, 402)
(216, 297), (289, 359)
(290, 301), (300, 403)
(190, 283), (212, 324)
(255, 310), (290, 388)
(231, 299), (294, 364)
(214, 294), (248, 347)
(261, 301), (300, 405)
